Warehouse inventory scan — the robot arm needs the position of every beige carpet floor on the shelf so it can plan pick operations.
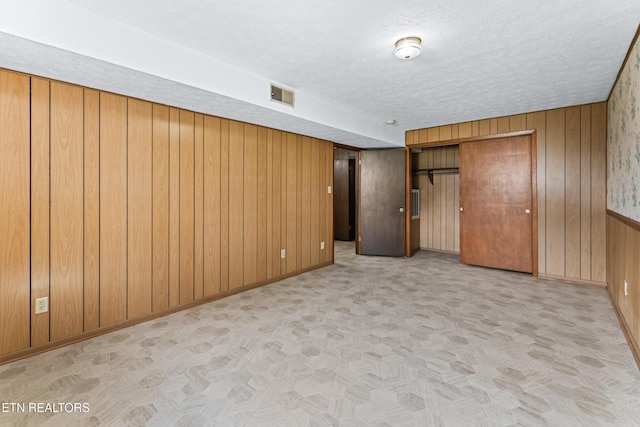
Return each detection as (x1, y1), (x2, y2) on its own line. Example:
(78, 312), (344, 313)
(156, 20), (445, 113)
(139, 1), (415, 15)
(1, 241), (639, 426)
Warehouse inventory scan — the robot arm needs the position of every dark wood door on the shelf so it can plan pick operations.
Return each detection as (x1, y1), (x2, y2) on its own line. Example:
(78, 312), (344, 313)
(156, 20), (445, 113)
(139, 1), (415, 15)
(334, 159), (355, 241)
(459, 135), (534, 272)
(360, 149), (406, 256)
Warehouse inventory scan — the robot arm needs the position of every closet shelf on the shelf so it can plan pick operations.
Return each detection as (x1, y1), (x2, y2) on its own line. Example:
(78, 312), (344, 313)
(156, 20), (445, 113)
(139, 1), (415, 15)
(413, 168), (459, 185)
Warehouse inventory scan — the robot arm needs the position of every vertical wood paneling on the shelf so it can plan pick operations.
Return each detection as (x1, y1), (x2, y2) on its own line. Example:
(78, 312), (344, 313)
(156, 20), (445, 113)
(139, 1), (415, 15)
(31, 78), (51, 345)
(580, 105), (592, 280)
(257, 127), (268, 282)
(490, 118), (498, 134)
(405, 130), (414, 146)
(450, 124), (459, 140)
(326, 143), (334, 261)
(296, 136), (303, 269)
(317, 138), (326, 262)
(83, 89), (100, 331)
(497, 117), (510, 133)
(458, 122), (472, 138)
(0, 71), (337, 361)
(194, 114), (204, 300)
(510, 114), (527, 132)
(439, 125), (451, 141)
(427, 128), (440, 143)
(127, 99), (153, 319)
(607, 214), (640, 363)
(414, 146), (462, 253)
(243, 124), (258, 286)
(229, 120), (244, 289)
(281, 132), (288, 272)
(545, 109), (566, 277)
(179, 110), (195, 304)
(528, 111), (547, 274)
(412, 130), (420, 145)
(99, 93), (128, 327)
(286, 133), (298, 273)
(0, 71), (30, 355)
(439, 173), (447, 249)
(152, 105), (170, 311)
(220, 119), (230, 292)
(565, 106), (581, 279)
(419, 176), (429, 249)
(168, 108), (180, 307)
(50, 82), (84, 341)
(421, 150), (432, 249)
(203, 116), (221, 297)
(272, 130), (282, 278)
(266, 130), (274, 279)
(418, 129), (428, 145)
(478, 119), (491, 136)
(413, 103), (605, 282)
(405, 130), (418, 145)
(591, 103), (607, 282)
(310, 139), (320, 265)
(301, 137), (312, 268)
(630, 228), (640, 345)
(433, 175), (442, 247)
(445, 148), (456, 251)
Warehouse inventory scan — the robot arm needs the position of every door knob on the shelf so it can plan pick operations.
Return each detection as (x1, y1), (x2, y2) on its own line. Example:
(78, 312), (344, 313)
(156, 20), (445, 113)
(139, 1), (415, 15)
(399, 207), (405, 213)
(460, 207), (464, 212)
(525, 209), (531, 214)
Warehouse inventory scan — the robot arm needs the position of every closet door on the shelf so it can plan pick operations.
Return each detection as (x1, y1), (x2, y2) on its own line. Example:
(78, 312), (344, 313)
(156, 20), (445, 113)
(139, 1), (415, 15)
(459, 135), (536, 273)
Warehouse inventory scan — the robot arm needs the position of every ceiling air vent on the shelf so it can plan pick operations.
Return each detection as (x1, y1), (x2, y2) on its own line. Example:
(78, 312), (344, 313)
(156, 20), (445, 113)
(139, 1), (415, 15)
(270, 84), (295, 107)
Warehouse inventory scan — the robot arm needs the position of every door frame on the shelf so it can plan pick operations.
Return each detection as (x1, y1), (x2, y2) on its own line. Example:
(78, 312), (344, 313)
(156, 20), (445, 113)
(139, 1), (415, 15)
(408, 130), (538, 275)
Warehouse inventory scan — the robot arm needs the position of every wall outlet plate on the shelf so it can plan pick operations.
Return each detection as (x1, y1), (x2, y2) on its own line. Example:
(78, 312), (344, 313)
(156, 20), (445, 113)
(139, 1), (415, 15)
(281, 249), (286, 259)
(35, 297), (48, 314)
(624, 280), (629, 296)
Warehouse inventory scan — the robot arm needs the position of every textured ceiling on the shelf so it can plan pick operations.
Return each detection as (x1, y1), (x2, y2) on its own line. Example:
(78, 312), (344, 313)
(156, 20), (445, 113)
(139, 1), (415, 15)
(1, 0), (639, 148)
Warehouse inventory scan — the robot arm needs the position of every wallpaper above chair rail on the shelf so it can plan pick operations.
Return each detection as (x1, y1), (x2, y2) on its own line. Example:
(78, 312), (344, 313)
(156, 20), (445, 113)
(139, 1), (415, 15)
(608, 35), (640, 222)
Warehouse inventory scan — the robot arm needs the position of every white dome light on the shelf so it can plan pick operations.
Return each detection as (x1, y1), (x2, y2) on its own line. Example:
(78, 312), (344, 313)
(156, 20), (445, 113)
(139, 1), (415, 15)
(394, 37), (422, 60)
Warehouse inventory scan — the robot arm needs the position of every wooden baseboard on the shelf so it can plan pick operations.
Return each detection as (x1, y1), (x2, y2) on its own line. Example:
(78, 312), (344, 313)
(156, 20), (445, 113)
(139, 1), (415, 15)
(606, 285), (640, 370)
(0, 261), (333, 366)
(538, 273), (606, 288)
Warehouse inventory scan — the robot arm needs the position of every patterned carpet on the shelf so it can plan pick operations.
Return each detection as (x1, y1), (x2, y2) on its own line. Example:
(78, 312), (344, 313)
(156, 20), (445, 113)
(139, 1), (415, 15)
(1, 241), (639, 426)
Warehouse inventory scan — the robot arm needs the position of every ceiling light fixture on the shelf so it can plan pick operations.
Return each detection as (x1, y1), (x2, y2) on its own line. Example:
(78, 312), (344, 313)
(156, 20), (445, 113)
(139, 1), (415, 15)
(394, 37), (422, 60)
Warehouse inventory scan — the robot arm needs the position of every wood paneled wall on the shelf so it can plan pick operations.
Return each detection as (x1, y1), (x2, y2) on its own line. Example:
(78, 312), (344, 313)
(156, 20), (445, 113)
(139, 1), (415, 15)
(607, 212), (640, 364)
(414, 146), (460, 253)
(0, 68), (334, 359)
(407, 103), (607, 283)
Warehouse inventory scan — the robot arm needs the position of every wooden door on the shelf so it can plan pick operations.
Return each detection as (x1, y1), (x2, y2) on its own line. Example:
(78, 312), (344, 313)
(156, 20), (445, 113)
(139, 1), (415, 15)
(359, 149), (406, 256)
(459, 135), (535, 273)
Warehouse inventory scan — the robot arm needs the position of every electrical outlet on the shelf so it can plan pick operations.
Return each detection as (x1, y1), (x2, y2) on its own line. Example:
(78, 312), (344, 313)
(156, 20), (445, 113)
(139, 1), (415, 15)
(281, 249), (286, 259)
(624, 280), (629, 296)
(35, 297), (48, 314)
(320, 241), (325, 250)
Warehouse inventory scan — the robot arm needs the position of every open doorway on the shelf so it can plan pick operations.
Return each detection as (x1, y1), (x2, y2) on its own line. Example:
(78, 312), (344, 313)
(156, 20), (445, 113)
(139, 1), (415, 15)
(334, 147), (358, 257)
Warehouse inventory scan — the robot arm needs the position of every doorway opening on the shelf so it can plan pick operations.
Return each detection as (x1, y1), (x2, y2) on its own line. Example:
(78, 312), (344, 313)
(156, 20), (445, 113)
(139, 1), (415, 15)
(334, 147), (358, 259)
